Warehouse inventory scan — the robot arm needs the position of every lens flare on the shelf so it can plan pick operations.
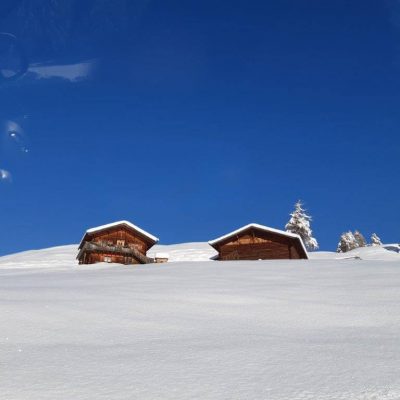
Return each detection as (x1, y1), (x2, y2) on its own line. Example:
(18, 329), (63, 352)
(5, 119), (29, 153)
(0, 169), (12, 182)
(8, 129), (20, 140)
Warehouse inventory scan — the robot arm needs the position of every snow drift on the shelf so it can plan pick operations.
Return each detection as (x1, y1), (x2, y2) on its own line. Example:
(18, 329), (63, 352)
(0, 243), (399, 399)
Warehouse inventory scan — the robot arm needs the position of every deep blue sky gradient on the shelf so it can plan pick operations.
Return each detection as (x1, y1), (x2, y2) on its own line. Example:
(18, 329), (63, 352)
(0, 0), (399, 254)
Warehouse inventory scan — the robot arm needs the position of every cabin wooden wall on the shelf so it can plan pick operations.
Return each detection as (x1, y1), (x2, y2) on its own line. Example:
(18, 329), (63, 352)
(289, 245), (300, 259)
(216, 230), (305, 260)
(90, 227), (150, 254)
(86, 252), (140, 265)
(78, 226), (156, 265)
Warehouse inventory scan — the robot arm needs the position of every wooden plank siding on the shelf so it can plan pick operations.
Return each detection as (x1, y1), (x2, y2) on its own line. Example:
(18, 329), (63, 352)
(90, 226), (150, 254)
(212, 227), (307, 261)
(77, 223), (157, 265)
(86, 252), (140, 265)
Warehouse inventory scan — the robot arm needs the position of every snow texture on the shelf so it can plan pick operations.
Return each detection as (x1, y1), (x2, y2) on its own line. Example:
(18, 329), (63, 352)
(148, 242), (218, 262)
(0, 243), (400, 400)
(154, 252), (170, 259)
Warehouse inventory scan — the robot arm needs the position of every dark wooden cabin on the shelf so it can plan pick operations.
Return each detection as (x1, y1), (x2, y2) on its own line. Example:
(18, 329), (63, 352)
(77, 220), (159, 265)
(209, 223), (308, 261)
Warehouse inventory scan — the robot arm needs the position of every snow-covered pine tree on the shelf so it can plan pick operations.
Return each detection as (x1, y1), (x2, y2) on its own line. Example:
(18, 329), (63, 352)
(285, 201), (319, 251)
(336, 231), (358, 253)
(370, 233), (382, 246)
(353, 230), (367, 248)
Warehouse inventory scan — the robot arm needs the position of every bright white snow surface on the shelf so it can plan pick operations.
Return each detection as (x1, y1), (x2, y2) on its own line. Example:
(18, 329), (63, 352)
(1, 244), (400, 400)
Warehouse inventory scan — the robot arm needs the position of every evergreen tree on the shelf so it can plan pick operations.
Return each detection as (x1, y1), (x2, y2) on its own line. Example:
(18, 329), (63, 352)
(285, 201), (319, 251)
(370, 233), (382, 246)
(337, 231), (358, 253)
(353, 230), (367, 248)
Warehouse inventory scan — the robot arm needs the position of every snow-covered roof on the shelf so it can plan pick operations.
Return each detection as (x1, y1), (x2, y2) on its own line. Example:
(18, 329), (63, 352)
(208, 223), (308, 256)
(155, 252), (169, 259)
(80, 220), (159, 247)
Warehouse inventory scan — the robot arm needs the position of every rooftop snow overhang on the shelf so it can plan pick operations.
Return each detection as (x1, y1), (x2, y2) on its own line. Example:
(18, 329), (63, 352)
(208, 223), (308, 258)
(78, 220), (159, 249)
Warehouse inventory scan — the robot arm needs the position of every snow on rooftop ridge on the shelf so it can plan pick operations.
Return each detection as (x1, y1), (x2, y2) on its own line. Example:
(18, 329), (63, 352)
(85, 220), (159, 242)
(208, 223), (308, 255)
(208, 223), (301, 244)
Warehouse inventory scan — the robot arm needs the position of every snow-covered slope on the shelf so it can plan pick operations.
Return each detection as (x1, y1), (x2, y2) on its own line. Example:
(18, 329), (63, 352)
(0, 245), (77, 269)
(0, 242), (397, 269)
(343, 244), (400, 260)
(0, 242), (217, 269)
(0, 244), (400, 399)
(309, 244), (400, 261)
(308, 245), (400, 261)
(148, 242), (217, 261)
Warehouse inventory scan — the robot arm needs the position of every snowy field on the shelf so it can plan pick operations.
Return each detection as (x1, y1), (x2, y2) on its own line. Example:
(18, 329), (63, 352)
(1, 244), (400, 399)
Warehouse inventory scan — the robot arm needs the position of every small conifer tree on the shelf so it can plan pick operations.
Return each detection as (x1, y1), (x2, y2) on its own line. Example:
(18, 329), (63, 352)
(337, 231), (359, 253)
(354, 230), (367, 248)
(370, 233), (382, 246)
(285, 201), (319, 251)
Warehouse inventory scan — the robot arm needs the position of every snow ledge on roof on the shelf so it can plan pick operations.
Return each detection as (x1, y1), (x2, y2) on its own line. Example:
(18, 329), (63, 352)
(85, 220), (159, 242)
(208, 223), (308, 256)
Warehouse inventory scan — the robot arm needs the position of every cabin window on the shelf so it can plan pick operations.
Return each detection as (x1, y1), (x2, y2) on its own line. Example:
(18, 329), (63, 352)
(103, 256), (112, 263)
(116, 240), (125, 247)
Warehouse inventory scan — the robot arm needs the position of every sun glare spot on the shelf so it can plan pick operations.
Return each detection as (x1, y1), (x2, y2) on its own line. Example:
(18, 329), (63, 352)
(0, 169), (12, 182)
(5, 119), (29, 153)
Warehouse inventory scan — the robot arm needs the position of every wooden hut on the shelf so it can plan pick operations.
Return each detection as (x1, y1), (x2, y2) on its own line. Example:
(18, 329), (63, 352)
(154, 252), (169, 263)
(77, 220), (159, 265)
(208, 223), (308, 261)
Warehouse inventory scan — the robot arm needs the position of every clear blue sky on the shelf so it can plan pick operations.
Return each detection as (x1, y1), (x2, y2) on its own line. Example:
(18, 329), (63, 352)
(0, 0), (399, 254)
